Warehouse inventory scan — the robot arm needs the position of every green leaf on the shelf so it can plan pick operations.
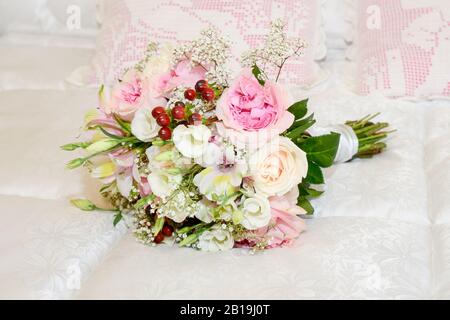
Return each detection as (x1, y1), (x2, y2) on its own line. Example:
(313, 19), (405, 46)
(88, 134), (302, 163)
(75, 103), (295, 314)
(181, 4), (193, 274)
(297, 197), (314, 215)
(305, 161), (325, 184)
(288, 113), (315, 131)
(177, 223), (205, 235)
(71, 199), (97, 211)
(286, 117), (316, 140)
(153, 216), (165, 234)
(299, 133), (340, 168)
(288, 99), (308, 119)
(99, 127), (125, 140)
(305, 188), (324, 198)
(113, 212), (123, 226)
(179, 233), (200, 247)
(252, 65), (266, 86)
(134, 194), (156, 209)
(113, 114), (132, 134)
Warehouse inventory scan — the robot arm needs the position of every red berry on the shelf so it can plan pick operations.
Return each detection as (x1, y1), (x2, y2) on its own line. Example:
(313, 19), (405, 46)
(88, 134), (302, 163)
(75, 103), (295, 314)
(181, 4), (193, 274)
(174, 101), (185, 108)
(184, 89), (196, 101)
(189, 113), (202, 125)
(158, 127), (172, 140)
(195, 80), (209, 93)
(202, 87), (215, 102)
(171, 106), (186, 120)
(151, 106), (166, 119)
(156, 114), (171, 127)
(154, 233), (164, 244)
(162, 225), (173, 237)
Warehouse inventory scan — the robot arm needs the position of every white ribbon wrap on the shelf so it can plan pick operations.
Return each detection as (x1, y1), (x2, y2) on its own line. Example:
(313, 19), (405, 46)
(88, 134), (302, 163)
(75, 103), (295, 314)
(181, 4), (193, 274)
(308, 124), (359, 163)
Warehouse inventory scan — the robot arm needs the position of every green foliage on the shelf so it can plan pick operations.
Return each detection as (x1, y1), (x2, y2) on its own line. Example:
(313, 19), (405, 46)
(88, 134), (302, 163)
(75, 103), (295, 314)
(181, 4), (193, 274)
(113, 212), (123, 226)
(288, 99), (308, 119)
(297, 197), (314, 215)
(298, 133), (340, 168)
(304, 161), (324, 185)
(252, 65), (266, 86)
(284, 98), (341, 212)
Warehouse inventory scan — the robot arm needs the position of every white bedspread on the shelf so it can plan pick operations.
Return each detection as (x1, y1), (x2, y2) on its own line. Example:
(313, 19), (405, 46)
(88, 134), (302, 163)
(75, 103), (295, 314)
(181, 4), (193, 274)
(0, 38), (449, 300)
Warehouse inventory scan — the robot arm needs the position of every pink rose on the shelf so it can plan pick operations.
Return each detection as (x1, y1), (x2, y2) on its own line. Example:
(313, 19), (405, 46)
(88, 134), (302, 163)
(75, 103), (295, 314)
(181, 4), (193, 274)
(152, 60), (206, 97)
(256, 188), (307, 248)
(267, 188), (307, 248)
(216, 69), (294, 147)
(100, 70), (165, 121)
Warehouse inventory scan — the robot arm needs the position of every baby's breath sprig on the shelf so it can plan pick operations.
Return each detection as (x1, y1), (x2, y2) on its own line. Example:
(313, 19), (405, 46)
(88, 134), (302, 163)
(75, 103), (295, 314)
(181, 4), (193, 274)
(241, 19), (307, 83)
(135, 41), (159, 72)
(173, 28), (232, 86)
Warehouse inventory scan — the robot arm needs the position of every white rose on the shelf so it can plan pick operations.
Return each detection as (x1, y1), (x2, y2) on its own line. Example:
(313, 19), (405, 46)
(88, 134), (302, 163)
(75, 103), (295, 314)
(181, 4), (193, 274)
(248, 136), (308, 197)
(173, 124), (212, 159)
(148, 170), (182, 199)
(240, 194), (272, 230)
(131, 108), (161, 142)
(197, 225), (234, 252)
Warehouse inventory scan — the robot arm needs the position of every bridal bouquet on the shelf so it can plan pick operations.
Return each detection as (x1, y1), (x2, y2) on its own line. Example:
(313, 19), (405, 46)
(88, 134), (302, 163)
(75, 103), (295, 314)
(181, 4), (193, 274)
(63, 21), (392, 252)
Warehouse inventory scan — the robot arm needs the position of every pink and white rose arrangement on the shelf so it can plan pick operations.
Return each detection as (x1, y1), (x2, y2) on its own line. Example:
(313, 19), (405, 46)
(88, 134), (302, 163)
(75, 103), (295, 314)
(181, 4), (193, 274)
(63, 21), (392, 252)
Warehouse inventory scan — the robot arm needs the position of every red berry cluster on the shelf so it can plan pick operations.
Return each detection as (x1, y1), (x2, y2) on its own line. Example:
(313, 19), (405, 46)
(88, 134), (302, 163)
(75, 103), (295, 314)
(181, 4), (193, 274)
(184, 80), (215, 102)
(154, 225), (174, 244)
(150, 80), (213, 141)
(151, 106), (172, 140)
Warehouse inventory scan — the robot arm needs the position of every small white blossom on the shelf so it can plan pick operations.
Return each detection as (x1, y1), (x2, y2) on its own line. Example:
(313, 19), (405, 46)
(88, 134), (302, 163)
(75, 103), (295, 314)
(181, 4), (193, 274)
(197, 225), (234, 252)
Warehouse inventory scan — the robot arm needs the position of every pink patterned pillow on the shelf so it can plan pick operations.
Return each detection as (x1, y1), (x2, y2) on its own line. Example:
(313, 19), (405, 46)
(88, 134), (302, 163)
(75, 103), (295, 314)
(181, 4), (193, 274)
(353, 0), (450, 99)
(88, 0), (326, 87)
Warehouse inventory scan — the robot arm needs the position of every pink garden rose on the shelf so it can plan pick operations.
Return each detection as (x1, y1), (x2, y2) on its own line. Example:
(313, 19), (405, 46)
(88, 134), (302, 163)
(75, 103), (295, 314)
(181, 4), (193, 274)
(216, 69), (294, 147)
(100, 70), (165, 121)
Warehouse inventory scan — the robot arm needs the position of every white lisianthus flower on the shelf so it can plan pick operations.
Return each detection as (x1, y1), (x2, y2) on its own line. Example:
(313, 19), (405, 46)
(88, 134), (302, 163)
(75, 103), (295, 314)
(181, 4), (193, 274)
(248, 136), (308, 197)
(193, 165), (245, 202)
(198, 225), (234, 252)
(131, 107), (161, 142)
(148, 170), (182, 199)
(194, 199), (215, 223)
(240, 194), (272, 230)
(173, 124), (211, 159)
(194, 142), (222, 167)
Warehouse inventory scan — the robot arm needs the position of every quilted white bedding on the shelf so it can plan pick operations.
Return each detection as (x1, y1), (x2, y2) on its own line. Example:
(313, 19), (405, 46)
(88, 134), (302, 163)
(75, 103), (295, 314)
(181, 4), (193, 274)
(0, 38), (449, 300)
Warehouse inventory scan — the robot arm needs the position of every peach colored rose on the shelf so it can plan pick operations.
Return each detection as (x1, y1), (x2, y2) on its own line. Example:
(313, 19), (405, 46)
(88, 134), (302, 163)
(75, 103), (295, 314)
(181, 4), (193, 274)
(248, 136), (308, 197)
